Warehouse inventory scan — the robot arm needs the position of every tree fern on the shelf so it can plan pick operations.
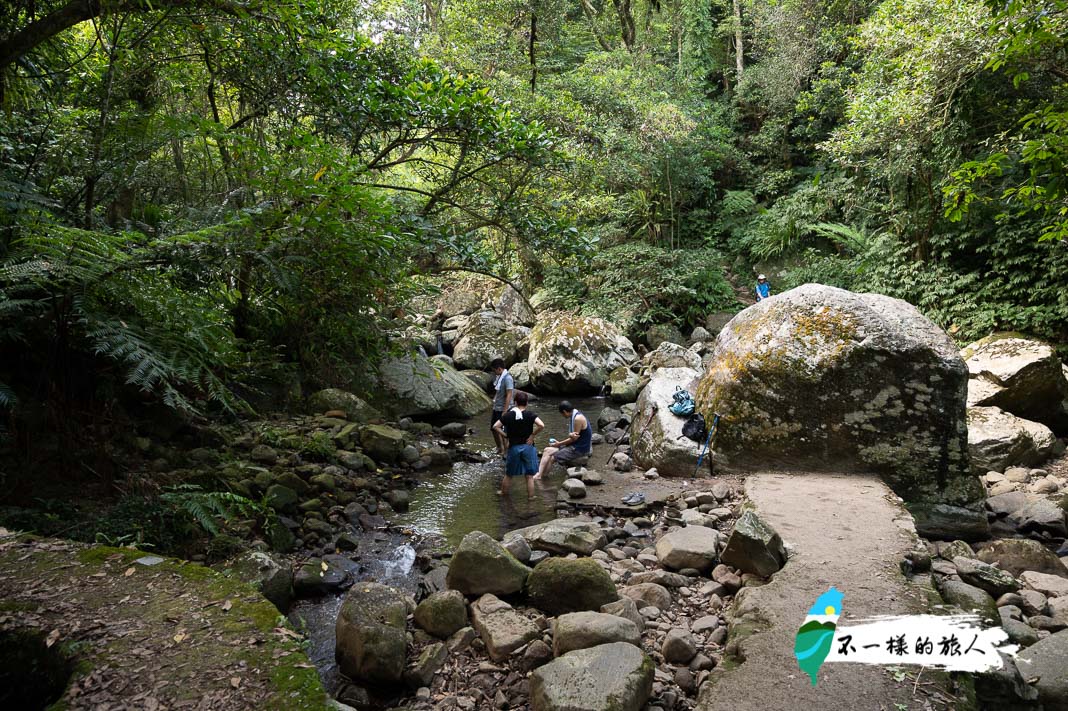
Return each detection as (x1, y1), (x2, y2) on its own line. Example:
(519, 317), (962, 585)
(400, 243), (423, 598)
(1, 222), (243, 414)
(807, 222), (874, 255)
(160, 484), (274, 538)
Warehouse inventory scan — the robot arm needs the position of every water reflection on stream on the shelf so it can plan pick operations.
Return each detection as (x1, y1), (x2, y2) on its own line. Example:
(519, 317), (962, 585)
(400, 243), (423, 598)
(395, 395), (614, 546)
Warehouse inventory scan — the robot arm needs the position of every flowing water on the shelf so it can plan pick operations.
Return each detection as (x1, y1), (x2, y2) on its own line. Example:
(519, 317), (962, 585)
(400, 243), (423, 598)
(394, 395), (615, 547)
(289, 394), (616, 694)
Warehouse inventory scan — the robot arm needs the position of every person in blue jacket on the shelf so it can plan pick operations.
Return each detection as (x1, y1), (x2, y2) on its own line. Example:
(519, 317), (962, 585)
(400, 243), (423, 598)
(755, 274), (771, 301)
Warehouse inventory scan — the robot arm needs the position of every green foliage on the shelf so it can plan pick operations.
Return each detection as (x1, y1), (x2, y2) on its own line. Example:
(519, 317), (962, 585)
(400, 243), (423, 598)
(0, 225), (240, 413)
(944, 1), (1068, 241)
(159, 484), (273, 539)
(554, 243), (740, 336)
(783, 218), (1068, 343)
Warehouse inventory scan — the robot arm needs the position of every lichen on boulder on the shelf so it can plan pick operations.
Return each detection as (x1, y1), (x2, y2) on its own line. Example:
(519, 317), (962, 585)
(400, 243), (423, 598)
(527, 312), (637, 394)
(694, 284), (981, 506)
(962, 332), (1068, 432)
(451, 310), (527, 370)
(373, 352), (491, 418)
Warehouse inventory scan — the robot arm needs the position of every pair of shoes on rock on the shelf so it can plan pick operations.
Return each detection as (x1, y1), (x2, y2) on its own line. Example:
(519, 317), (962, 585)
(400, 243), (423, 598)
(620, 491), (645, 505)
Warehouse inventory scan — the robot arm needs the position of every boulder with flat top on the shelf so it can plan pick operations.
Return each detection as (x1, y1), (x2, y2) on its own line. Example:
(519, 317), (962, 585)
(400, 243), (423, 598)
(375, 352), (491, 418)
(963, 333), (1068, 432)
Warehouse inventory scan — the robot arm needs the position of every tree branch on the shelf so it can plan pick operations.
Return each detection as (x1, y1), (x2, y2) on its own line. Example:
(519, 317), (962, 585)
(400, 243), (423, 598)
(1, 0), (253, 71)
(430, 266), (533, 313)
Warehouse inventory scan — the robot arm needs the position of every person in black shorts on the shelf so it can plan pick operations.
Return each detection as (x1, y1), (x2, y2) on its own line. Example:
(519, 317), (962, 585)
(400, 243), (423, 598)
(493, 391), (544, 498)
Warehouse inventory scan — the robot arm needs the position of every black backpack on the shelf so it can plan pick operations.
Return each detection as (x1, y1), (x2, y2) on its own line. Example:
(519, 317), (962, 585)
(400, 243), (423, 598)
(681, 413), (707, 442)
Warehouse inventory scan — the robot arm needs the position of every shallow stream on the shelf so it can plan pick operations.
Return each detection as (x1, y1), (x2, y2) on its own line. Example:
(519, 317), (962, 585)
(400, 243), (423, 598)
(289, 394), (616, 694)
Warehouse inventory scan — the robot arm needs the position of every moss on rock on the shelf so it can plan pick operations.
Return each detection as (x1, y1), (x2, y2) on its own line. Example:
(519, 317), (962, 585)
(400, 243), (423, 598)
(1, 536), (330, 711)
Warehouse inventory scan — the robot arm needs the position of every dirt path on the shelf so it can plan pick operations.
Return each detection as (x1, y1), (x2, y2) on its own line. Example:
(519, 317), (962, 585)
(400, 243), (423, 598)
(0, 535), (329, 710)
(697, 472), (961, 711)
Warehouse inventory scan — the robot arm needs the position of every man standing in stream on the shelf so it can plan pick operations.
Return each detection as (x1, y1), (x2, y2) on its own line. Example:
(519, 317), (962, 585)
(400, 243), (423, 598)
(490, 358), (514, 458)
(493, 391), (544, 497)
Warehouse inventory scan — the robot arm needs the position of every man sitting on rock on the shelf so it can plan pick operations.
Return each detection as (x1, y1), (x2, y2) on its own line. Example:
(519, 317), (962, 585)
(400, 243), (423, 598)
(535, 401), (592, 479)
(490, 358), (514, 458)
(493, 391), (544, 497)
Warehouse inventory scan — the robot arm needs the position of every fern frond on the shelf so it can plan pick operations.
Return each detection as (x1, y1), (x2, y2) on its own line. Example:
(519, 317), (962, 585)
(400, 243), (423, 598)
(807, 222), (873, 255)
(0, 381), (17, 409)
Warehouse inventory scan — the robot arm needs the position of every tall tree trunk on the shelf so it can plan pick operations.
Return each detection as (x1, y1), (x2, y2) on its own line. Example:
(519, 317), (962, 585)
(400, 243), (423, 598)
(84, 17), (124, 228)
(733, 0), (744, 82)
(611, 0), (636, 51)
(171, 138), (190, 202)
(580, 0), (613, 52)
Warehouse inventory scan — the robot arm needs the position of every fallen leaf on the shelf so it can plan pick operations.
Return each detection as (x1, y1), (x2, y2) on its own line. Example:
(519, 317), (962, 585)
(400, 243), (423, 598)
(221, 599), (233, 612)
(45, 629), (60, 647)
(230, 677), (241, 688)
(124, 567), (136, 577)
(273, 627), (302, 640)
(173, 631), (188, 643)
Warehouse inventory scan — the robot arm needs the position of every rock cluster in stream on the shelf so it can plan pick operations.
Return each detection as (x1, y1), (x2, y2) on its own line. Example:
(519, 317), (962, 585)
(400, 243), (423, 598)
(329, 482), (791, 711)
(206, 392), (490, 611)
(914, 450), (1068, 710)
(920, 533), (1068, 709)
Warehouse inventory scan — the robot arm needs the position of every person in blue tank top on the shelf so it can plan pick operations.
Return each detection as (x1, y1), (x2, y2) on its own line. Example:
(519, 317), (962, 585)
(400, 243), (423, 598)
(535, 400), (592, 479)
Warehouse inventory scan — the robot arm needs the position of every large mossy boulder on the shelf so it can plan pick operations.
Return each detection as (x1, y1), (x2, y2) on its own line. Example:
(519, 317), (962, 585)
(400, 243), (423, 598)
(452, 310), (527, 370)
(335, 583), (409, 685)
(631, 367), (703, 477)
(307, 389), (381, 422)
(358, 424), (407, 465)
(446, 531), (532, 596)
(375, 352), (491, 418)
(694, 284), (981, 506)
(527, 312), (637, 394)
(967, 406), (1056, 471)
(608, 366), (643, 404)
(977, 539), (1068, 579)
(645, 323), (685, 350)
(963, 333), (1068, 432)
(526, 557), (619, 616)
(494, 284), (536, 326)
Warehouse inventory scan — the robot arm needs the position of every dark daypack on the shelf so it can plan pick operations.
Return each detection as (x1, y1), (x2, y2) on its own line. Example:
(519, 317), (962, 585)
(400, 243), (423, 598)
(669, 386), (695, 416)
(681, 413), (707, 442)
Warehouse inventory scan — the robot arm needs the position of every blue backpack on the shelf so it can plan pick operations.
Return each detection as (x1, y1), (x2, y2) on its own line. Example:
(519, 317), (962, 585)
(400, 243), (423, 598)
(669, 386), (695, 416)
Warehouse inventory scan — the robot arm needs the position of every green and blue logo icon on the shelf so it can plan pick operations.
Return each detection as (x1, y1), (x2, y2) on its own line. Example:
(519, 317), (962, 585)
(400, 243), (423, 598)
(793, 586), (843, 686)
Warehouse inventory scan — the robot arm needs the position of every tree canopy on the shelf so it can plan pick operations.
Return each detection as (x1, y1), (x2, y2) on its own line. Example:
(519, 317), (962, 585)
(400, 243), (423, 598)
(1, 0), (1065, 419)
